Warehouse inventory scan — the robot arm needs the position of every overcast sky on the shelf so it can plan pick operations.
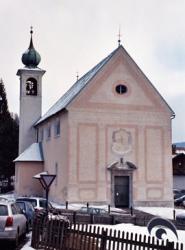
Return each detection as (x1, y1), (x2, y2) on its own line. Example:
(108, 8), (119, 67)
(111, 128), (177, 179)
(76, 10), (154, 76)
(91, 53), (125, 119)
(0, 0), (185, 142)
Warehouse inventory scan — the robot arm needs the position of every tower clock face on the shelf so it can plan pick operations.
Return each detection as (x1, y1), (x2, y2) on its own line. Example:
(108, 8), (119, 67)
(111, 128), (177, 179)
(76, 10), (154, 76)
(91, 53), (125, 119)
(26, 77), (37, 96)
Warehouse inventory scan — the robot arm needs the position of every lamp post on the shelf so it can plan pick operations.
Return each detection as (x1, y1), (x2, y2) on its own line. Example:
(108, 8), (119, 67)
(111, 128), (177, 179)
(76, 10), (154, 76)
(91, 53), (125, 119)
(33, 172), (56, 213)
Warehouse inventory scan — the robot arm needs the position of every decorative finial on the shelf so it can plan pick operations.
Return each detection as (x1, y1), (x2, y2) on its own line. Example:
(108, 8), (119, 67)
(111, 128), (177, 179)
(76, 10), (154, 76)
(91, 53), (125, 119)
(118, 26), (121, 46)
(29, 26), (34, 49)
(76, 71), (79, 81)
(30, 26), (33, 35)
(21, 27), (41, 68)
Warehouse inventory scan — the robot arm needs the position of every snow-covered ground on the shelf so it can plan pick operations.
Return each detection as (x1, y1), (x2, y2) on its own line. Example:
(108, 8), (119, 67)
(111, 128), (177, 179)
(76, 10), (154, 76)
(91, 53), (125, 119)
(21, 206), (185, 249)
(137, 206), (185, 220)
(1, 194), (183, 248)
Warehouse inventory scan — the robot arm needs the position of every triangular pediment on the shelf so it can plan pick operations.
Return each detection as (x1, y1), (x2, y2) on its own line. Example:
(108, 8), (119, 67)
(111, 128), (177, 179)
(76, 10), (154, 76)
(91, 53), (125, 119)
(70, 46), (174, 116)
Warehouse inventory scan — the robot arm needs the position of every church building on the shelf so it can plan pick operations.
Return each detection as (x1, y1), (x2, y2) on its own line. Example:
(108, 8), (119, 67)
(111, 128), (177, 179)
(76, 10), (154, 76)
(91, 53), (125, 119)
(14, 30), (174, 207)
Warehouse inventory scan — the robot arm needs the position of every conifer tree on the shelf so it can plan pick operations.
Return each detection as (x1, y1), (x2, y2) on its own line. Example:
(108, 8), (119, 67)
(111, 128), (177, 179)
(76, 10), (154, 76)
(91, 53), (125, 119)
(0, 79), (19, 192)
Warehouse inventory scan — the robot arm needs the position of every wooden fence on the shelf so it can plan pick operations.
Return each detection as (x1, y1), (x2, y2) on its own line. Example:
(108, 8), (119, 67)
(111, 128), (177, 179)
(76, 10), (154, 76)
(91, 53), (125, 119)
(31, 212), (184, 250)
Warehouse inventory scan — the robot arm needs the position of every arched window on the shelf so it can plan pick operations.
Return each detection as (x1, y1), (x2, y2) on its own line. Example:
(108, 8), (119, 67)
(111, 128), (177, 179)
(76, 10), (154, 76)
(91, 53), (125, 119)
(26, 78), (37, 96)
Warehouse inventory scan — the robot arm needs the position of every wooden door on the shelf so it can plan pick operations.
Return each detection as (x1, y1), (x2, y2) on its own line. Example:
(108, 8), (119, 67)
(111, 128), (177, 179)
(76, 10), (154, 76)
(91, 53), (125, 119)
(114, 176), (129, 208)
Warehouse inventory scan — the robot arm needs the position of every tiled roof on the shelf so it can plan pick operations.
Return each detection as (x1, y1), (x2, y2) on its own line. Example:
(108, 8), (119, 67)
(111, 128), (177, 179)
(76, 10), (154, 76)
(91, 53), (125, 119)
(35, 46), (120, 125)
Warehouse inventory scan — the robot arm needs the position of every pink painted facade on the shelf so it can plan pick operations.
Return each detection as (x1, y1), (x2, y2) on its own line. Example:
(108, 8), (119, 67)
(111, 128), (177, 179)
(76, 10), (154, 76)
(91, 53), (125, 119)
(15, 46), (174, 207)
(15, 162), (43, 196)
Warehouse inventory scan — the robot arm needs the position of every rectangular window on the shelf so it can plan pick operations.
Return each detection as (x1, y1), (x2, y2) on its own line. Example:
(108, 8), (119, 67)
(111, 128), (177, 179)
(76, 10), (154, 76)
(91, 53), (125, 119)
(54, 119), (60, 137)
(46, 125), (51, 140)
(39, 128), (44, 141)
(0, 205), (8, 216)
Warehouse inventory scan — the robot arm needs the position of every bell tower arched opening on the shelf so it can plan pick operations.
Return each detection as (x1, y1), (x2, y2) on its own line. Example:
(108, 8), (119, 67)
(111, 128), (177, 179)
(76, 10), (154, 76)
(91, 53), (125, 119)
(26, 77), (37, 96)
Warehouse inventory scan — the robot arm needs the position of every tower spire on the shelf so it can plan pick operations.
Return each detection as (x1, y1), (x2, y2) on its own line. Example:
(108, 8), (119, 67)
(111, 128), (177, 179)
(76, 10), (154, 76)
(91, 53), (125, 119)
(22, 27), (41, 68)
(29, 26), (34, 49)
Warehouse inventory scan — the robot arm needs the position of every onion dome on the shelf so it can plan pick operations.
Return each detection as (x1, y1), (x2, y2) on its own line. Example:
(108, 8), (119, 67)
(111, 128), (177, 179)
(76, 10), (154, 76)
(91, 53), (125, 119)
(22, 27), (41, 68)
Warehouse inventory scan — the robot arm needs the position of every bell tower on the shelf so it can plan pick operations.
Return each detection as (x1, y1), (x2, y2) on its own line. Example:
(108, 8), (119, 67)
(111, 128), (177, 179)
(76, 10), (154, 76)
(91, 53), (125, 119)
(17, 28), (45, 154)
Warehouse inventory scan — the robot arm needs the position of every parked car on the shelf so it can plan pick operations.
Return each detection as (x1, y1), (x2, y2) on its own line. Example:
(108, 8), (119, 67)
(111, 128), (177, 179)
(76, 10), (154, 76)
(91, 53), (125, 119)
(78, 207), (108, 215)
(16, 197), (52, 212)
(176, 212), (185, 225)
(0, 197), (9, 202)
(15, 201), (35, 229)
(173, 189), (182, 199)
(174, 195), (185, 206)
(0, 201), (27, 247)
(173, 189), (185, 199)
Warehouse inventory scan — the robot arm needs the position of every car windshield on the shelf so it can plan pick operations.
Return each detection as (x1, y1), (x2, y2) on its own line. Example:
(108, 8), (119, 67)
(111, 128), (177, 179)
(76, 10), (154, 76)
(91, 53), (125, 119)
(0, 205), (8, 216)
(16, 202), (25, 211)
(39, 199), (47, 208)
(17, 198), (37, 207)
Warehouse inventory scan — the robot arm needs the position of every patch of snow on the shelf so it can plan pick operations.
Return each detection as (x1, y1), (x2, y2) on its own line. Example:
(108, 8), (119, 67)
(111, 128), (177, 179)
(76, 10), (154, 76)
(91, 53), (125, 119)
(93, 223), (185, 245)
(51, 202), (124, 213)
(136, 206), (185, 220)
(21, 232), (34, 250)
(20, 206), (185, 249)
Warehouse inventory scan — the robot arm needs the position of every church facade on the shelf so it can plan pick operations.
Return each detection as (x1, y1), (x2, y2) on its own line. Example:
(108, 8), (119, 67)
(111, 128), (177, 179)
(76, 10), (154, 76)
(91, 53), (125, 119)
(15, 31), (174, 207)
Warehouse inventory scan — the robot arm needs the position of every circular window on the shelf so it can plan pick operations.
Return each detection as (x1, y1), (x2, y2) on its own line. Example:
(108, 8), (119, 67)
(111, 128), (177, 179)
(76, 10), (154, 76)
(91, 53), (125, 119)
(115, 84), (127, 94)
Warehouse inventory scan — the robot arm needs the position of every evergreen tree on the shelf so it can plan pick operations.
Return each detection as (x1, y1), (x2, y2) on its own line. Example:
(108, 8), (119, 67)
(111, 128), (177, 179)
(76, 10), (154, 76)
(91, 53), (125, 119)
(0, 79), (19, 192)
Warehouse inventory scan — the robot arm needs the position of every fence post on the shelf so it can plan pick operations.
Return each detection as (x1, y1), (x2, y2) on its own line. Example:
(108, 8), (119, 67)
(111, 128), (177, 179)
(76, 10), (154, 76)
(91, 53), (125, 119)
(73, 211), (76, 224)
(130, 206), (133, 216)
(108, 204), (110, 214)
(90, 213), (94, 224)
(66, 201), (68, 210)
(166, 241), (174, 250)
(100, 230), (107, 250)
(111, 215), (115, 225)
(173, 209), (176, 220)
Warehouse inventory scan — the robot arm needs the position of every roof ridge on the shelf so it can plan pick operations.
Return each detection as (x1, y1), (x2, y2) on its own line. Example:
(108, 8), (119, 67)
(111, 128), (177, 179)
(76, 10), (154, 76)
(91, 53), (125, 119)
(35, 46), (120, 125)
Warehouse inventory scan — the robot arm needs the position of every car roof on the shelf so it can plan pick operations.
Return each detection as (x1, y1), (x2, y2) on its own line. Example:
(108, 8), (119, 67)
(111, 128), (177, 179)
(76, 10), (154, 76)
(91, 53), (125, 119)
(0, 201), (15, 205)
(16, 200), (33, 204)
(17, 197), (46, 200)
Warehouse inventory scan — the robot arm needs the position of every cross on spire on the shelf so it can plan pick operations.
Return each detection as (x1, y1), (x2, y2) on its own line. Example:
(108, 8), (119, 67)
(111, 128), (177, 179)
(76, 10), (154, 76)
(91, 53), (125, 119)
(30, 26), (33, 35)
(76, 71), (79, 81)
(118, 26), (122, 46)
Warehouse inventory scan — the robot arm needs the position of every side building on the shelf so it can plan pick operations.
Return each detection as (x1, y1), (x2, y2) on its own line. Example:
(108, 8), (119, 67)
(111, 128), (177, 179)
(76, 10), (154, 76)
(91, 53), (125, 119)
(15, 31), (175, 207)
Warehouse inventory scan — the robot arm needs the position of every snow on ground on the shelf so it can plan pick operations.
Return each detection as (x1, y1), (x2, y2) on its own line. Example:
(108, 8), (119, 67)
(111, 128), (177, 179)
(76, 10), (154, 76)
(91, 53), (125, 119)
(21, 242), (34, 250)
(21, 206), (185, 249)
(137, 206), (185, 220)
(51, 202), (126, 213)
(20, 233), (34, 250)
(91, 222), (185, 246)
(21, 223), (185, 250)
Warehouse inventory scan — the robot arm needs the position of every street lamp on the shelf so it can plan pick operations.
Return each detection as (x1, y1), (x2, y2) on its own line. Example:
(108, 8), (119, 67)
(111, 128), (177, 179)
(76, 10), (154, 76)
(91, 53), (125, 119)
(33, 172), (56, 213)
